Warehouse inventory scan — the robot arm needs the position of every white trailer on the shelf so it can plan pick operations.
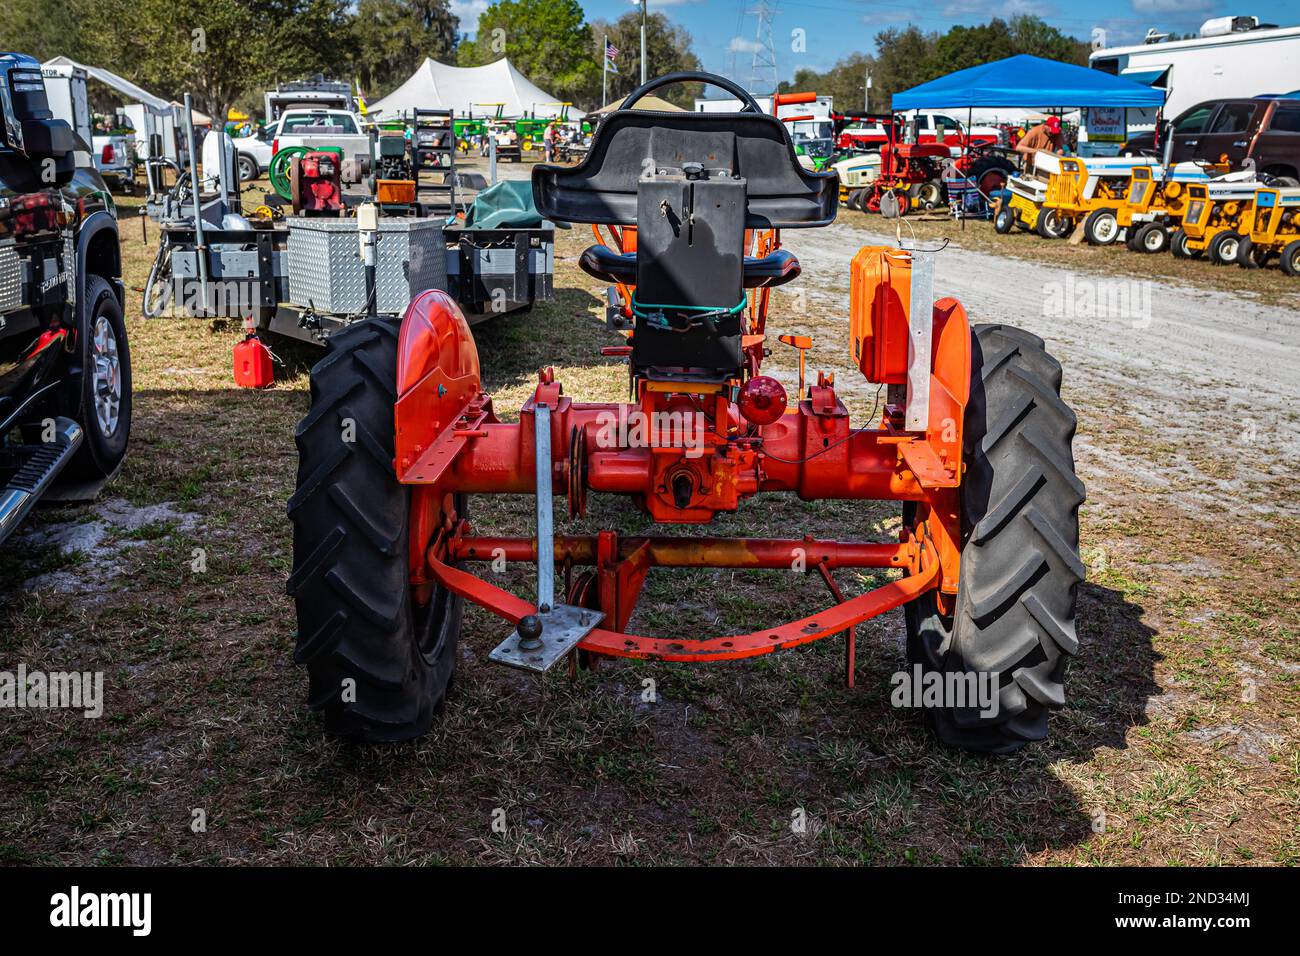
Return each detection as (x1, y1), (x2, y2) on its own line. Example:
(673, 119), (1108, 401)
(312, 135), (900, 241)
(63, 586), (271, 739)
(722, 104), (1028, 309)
(122, 103), (181, 163)
(1089, 16), (1300, 143)
(42, 56), (177, 163)
(40, 62), (92, 145)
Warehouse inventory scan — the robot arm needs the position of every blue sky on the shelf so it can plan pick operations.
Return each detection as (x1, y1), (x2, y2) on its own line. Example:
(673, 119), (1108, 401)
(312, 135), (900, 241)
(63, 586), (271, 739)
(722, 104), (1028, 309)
(450, 0), (1300, 86)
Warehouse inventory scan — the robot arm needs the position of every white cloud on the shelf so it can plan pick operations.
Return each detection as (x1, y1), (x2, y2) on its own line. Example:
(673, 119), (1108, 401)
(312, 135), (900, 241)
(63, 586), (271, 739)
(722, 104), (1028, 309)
(729, 36), (764, 54)
(942, 0), (1056, 16)
(1131, 0), (1213, 11)
(451, 0), (490, 35)
(863, 9), (920, 24)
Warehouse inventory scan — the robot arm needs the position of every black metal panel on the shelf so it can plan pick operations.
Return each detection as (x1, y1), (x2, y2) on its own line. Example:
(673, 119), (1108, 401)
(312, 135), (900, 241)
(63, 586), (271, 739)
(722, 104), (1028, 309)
(631, 172), (745, 376)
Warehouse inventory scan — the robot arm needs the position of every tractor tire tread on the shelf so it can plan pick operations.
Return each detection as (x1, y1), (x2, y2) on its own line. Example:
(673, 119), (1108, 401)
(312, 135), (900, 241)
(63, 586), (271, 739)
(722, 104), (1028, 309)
(906, 323), (1083, 753)
(288, 314), (459, 743)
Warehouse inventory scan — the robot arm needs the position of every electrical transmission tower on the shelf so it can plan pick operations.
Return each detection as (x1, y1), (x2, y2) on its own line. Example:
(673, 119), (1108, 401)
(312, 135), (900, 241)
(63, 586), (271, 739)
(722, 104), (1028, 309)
(745, 1), (779, 95)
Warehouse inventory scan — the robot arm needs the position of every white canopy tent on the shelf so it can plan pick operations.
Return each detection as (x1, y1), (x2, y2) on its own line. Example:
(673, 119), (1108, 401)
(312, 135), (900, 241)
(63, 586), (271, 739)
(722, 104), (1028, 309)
(370, 57), (585, 119)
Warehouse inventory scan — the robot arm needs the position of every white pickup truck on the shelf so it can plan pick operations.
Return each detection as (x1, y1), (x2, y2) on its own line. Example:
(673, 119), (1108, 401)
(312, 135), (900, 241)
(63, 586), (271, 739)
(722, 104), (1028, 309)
(270, 108), (370, 167)
(92, 113), (138, 192)
(233, 120), (277, 181)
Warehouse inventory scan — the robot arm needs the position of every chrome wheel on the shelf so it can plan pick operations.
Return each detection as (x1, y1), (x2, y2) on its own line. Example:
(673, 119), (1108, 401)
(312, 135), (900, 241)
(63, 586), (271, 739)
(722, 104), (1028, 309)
(91, 314), (122, 437)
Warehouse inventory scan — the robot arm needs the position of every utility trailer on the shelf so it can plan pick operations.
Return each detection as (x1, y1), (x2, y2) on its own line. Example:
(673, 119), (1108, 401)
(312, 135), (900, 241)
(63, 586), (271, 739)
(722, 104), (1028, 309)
(142, 103), (553, 374)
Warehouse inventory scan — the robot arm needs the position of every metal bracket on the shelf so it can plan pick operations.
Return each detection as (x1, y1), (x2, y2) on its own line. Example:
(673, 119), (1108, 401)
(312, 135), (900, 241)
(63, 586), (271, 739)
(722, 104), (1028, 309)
(490, 603), (604, 672)
(488, 402), (603, 672)
(905, 247), (933, 433)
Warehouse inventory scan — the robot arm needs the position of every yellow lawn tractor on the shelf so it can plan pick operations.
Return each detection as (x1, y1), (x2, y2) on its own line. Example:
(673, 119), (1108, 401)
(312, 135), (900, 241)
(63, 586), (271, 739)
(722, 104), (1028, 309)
(1107, 166), (1216, 254)
(997, 171), (1049, 234)
(999, 153), (1147, 242)
(1239, 186), (1300, 274)
(1174, 180), (1260, 264)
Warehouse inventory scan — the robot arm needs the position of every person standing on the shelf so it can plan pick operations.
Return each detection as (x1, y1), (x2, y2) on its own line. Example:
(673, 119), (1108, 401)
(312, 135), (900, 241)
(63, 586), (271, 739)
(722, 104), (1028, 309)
(1014, 115), (1063, 172)
(543, 121), (558, 163)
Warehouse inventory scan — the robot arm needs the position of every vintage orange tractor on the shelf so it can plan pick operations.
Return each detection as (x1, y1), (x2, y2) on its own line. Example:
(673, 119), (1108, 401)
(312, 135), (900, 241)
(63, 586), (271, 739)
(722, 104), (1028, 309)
(287, 73), (1084, 754)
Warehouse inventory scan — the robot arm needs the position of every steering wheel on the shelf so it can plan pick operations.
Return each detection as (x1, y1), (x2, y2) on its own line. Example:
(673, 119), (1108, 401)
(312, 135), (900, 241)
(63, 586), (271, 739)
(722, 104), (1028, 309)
(618, 71), (763, 114)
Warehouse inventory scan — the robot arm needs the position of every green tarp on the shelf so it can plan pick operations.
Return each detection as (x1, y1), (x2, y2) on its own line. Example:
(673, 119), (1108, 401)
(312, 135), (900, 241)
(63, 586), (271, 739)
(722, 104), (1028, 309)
(461, 179), (560, 229)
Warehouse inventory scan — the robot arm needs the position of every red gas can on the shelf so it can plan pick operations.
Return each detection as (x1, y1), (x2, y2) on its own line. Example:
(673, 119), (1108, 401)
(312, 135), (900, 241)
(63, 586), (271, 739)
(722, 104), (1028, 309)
(233, 334), (275, 388)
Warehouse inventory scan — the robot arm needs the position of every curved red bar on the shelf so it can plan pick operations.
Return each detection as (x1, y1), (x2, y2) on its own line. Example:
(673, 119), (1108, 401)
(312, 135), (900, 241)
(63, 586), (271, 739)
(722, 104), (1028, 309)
(426, 538), (939, 663)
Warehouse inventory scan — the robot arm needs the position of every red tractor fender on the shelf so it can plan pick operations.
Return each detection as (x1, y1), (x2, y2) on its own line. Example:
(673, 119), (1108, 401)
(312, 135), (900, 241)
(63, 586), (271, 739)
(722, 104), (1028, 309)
(394, 289), (482, 479)
(394, 290), (484, 592)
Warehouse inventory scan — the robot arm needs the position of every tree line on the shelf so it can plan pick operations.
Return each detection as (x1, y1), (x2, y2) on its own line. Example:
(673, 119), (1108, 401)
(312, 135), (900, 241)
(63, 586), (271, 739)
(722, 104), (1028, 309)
(1, 0), (1087, 126)
(779, 16), (1091, 112)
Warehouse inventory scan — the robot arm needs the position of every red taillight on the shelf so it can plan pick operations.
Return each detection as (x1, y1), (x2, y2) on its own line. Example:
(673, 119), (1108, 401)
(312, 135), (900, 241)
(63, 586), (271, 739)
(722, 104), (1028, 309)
(738, 376), (788, 426)
(272, 138), (279, 155)
(101, 143), (114, 164)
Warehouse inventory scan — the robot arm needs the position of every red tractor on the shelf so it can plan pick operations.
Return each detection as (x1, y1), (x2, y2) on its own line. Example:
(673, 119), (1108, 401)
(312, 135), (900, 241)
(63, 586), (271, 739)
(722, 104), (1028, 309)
(288, 73), (1083, 753)
(853, 113), (1015, 217)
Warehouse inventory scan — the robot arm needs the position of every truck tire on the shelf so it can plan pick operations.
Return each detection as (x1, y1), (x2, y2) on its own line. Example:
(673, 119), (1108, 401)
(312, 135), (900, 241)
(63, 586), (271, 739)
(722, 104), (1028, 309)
(905, 324), (1084, 754)
(237, 153), (259, 183)
(1082, 208), (1119, 245)
(1207, 230), (1242, 265)
(65, 274), (132, 481)
(288, 316), (464, 742)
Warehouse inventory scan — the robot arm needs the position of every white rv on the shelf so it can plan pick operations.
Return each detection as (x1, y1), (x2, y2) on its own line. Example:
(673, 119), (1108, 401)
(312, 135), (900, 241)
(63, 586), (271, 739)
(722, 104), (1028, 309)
(1089, 16), (1300, 146)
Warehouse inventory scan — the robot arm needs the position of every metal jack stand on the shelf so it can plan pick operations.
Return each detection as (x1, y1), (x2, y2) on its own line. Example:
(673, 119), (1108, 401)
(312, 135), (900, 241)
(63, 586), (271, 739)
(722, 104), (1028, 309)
(490, 403), (604, 672)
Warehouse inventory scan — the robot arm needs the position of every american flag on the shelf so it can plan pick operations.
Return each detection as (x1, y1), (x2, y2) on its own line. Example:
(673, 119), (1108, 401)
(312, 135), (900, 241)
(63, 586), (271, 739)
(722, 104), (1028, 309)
(605, 39), (619, 60)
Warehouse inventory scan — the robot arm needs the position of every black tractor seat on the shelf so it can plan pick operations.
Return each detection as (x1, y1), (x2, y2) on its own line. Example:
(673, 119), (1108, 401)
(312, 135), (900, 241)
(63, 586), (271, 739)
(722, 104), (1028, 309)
(580, 243), (801, 289)
(531, 71), (836, 379)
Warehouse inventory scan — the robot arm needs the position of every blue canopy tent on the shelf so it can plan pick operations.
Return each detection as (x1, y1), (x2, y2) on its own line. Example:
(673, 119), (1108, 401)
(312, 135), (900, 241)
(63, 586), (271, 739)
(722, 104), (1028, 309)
(891, 54), (1166, 110)
(890, 55), (1165, 226)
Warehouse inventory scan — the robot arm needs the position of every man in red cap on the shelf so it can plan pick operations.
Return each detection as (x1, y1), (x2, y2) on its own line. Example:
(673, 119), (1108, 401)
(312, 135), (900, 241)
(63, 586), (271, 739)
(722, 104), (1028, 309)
(1015, 115), (1064, 172)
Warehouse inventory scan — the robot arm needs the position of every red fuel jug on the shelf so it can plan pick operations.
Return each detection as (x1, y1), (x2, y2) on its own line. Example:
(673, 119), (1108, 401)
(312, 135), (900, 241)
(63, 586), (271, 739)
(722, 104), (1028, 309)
(233, 334), (274, 388)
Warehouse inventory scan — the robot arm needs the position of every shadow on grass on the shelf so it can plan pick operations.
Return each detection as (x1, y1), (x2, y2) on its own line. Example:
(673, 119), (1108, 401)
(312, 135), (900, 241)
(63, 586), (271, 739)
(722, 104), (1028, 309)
(260, 284), (614, 394)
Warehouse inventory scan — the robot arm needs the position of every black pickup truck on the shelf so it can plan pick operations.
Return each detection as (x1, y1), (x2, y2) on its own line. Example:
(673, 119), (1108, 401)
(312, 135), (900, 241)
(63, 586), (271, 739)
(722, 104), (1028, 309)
(0, 53), (131, 545)
(1123, 96), (1300, 184)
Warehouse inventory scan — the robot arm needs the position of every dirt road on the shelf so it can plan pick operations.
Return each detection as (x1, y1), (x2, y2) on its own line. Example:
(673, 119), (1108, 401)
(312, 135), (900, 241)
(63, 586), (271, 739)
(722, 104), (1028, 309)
(786, 219), (1300, 525)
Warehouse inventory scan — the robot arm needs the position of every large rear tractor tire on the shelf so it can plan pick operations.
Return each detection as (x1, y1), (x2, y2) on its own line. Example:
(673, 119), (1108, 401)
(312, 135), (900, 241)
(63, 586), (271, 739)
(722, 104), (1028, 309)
(1235, 236), (1271, 269)
(1133, 221), (1169, 254)
(1280, 239), (1300, 277)
(288, 316), (464, 742)
(905, 324), (1084, 754)
(967, 155), (1015, 197)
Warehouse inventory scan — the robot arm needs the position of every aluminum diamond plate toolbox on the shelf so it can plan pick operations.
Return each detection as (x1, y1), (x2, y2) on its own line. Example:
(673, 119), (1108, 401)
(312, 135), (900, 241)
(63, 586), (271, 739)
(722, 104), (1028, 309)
(0, 240), (22, 314)
(285, 217), (446, 314)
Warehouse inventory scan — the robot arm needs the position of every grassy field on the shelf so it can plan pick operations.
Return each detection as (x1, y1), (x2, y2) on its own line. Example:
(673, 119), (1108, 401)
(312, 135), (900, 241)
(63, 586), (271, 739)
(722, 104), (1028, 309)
(0, 170), (1295, 865)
